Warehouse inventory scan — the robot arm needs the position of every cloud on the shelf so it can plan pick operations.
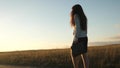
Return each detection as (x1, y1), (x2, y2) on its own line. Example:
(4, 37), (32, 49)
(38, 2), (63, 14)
(109, 35), (120, 40)
(114, 24), (120, 28)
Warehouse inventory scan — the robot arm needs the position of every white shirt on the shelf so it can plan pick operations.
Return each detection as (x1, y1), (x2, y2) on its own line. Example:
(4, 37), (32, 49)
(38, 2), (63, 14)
(73, 14), (87, 41)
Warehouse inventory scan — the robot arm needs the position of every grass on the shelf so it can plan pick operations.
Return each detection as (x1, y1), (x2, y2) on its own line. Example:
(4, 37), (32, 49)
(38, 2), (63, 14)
(0, 44), (119, 68)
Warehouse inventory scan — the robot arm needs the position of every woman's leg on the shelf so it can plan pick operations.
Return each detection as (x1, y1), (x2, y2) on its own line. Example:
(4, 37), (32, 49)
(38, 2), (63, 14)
(81, 53), (89, 68)
(71, 54), (81, 68)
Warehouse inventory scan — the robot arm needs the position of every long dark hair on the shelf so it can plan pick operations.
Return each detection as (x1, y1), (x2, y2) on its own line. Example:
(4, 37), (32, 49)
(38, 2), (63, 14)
(70, 4), (87, 31)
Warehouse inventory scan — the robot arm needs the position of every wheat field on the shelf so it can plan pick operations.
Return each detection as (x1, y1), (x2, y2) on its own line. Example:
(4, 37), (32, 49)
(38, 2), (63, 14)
(0, 44), (119, 68)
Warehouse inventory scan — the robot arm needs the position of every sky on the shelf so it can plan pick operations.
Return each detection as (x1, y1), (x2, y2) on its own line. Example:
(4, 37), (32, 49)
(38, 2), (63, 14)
(0, 0), (120, 51)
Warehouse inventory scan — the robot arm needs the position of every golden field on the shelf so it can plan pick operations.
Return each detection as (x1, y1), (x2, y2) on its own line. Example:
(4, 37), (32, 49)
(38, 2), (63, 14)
(0, 44), (119, 68)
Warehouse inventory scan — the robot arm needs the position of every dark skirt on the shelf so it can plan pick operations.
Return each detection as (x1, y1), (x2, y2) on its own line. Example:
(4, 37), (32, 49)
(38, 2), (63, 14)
(71, 37), (88, 57)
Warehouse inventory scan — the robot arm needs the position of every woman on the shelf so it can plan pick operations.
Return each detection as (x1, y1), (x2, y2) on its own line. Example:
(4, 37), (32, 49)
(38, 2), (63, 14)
(70, 4), (89, 68)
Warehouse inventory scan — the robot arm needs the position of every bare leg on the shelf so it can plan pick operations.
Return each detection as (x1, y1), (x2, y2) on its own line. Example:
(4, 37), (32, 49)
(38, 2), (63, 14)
(81, 53), (89, 68)
(71, 54), (81, 68)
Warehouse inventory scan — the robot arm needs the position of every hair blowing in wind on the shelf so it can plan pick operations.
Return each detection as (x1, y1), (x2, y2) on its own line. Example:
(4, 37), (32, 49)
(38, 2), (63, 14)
(70, 4), (87, 31)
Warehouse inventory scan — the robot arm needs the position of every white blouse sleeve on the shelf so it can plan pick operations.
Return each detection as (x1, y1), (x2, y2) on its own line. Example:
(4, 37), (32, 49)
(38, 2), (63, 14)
(73, 14), (81, 41)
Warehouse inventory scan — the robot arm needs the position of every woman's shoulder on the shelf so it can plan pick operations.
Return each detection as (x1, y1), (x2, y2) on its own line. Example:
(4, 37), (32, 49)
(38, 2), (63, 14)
(74, 14), (80, 21)
(74, 14), (80, 23)
(74, 14), (79, 18)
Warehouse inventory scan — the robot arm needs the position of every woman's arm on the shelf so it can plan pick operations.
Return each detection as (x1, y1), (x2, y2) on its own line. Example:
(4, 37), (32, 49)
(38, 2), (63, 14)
(73, 14), (81, 42)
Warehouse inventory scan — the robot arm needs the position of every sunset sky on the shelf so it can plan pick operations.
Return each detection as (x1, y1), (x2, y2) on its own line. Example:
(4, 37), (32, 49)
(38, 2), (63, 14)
(0, 0), (120, 51)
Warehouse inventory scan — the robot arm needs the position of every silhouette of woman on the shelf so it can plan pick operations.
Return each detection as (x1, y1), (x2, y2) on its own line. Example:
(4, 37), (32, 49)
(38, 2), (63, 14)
(70, 4), (89, 68)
